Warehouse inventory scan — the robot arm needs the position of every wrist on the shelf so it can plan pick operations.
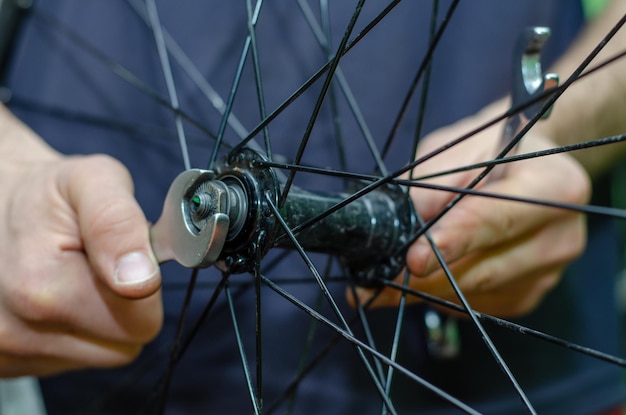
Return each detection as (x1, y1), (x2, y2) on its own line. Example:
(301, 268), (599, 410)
(0, 105), (60, 164)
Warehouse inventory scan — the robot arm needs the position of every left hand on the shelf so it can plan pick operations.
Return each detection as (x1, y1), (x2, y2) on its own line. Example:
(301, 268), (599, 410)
(352, 107), (591, 317)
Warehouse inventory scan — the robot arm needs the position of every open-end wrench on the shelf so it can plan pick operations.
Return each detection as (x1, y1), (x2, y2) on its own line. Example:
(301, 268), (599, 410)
(150, 169), (231, 268)
(490, 26), (559, 181)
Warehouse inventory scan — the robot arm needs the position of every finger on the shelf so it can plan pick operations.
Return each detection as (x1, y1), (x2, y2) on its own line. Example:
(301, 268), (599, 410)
(0, 332), (144, 377)
(408, 166), (587, 278)
(409, 215), (580, 297)
(5, 247), (163, 345)
(61, 155), (161, 299)
(361, 214), (583, 310)
(453, 268), (563, 317)
(409, 110), (504, 218)
(449, 214), (585, 294)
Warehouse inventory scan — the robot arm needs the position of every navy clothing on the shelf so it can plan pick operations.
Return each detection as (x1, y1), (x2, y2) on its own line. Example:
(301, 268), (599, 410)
(4, 1), (624, 413)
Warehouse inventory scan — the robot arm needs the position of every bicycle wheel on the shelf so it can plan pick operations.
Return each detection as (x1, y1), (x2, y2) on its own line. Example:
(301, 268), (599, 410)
(3, 1), (626, 414)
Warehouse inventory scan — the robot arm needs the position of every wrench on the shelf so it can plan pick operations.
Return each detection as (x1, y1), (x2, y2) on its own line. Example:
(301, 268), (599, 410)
(491, 26), (559, 181)
(150, 169), (230, 268)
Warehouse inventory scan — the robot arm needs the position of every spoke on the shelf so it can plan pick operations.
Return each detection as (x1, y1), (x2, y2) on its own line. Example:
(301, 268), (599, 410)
(280, 0), (368, 206)
(253, 235), (264, 411)
(415, 214), (537, 414)
(259, 274), (480, 415)
(267, 329), (344, 415)
(382, 280), (626, 368)
(266, 158), (626, 222)
(126, 0), (250, 140)
(31, 7), (219, 143)
(381, 269), (411, 414)
(230, 0), (402, 156)
(409, 0), (438, 174)
(208, 0), (264, 168)
(8, 94), (211, 147)
(296, 0), (387, 176)
(381, 0), (459, 159)
(266, 195), (398, 414)
(397, 178), (626, 219)
(245, 0), (272, 159)
(177, 272), (230, 361)
(154, 269), (199, 415)
(348, 283), (386, 384)
(259, 139), (626, 222)
(285, 257), (334, 414)
(226, 282), (261, 415)
(146, 0), (190, 170)
(265, 287), (386, 415)
(411, 133), (626, 181)
(319, 0), (349, 173)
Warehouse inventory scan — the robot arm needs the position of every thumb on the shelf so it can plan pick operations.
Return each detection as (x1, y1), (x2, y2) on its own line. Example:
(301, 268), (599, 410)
(62, 155), (161, 299)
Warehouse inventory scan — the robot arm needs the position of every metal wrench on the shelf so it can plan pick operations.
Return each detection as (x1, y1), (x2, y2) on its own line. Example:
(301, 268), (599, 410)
(490, 26), (559, 181)
(150, 169), (231, 268)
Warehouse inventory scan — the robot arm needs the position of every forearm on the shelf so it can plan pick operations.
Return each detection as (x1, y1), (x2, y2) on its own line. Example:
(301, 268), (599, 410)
(535, 0), (626, 178)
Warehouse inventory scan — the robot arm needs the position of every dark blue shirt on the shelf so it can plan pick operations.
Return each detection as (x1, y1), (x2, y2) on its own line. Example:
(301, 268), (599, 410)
(5, 1), (623, 414)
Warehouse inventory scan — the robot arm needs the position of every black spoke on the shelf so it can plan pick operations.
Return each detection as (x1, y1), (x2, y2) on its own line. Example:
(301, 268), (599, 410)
(284, 257), (333, 414)
(382, 280), (626, 368)
(380, 0), (459, 159)
(415, 215), (536, 413)
(245, 0), (272, 159)
(31, 7), (219, 144)
(279, 0), (367, 206)
(146, 0), (190, 170)
(155, 268), (199, 415)
(408, 0), (438, 174)
(349, 282), (386, 384)
(226, 282), (261, 415)
(258, 274), (480, 415)
(296, 0), (388, 176)
(254, 235), (264, 411)
(266, 194), (398, 414)
(229, 0), (402, 155)
(208, 0), (263, 168)
(126, 0), (250, 141)
(176, 272), (230, 361)
(382, 269), (412, 414)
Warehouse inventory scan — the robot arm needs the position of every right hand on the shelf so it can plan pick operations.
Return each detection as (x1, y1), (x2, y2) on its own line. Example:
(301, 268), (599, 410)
(0, 107), (163, 377)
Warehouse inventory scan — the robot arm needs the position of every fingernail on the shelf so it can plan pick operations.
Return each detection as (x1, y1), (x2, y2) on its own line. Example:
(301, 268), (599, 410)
(115, 251), (158, 285)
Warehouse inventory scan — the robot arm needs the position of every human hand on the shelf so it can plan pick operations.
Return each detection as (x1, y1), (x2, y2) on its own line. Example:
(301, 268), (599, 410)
(0, 108), (163, 377)
(354, 103), (590, 317)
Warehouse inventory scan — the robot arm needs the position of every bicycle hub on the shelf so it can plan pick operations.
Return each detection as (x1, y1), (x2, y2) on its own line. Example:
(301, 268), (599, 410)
(152, 148), (416, 285)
